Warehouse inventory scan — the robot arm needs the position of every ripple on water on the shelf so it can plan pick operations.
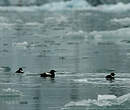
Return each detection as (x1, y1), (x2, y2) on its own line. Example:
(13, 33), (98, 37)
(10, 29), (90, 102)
(120, 40), (130, 44)
(0, 66), (11, 72)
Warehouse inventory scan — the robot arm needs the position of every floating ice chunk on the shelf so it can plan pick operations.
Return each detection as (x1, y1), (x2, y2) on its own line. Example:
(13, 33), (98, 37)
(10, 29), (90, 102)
(64, 99), (96, 107)
(14, 41), (28, 46)
(89, 28), (130, 45)
(73, 78), (88, 83)
(117, 93), (130, 104)
(42, 0), (89, 11)
(0, 1), (130, 12)
(45, 15), (68, 24)
(97, 95), (117, 106)
(95, 2), (130, 12)
(0, 88), (23, 97)
(64, 30), (86, 42)
(8, 0), (36, 6)
(111, 17), (130, 26)
(25, 22), (42, 26)
(64, 93), (130, 108)
(98, 95), (117, 101)
(13, 41), (28, 49)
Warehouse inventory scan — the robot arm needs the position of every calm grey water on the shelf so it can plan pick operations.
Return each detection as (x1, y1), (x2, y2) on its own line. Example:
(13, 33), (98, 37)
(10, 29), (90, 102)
(0, 1), (130, 110)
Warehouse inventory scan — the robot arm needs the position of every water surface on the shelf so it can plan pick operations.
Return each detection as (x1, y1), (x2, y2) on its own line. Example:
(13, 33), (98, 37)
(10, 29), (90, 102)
(0, 1), (130, 110)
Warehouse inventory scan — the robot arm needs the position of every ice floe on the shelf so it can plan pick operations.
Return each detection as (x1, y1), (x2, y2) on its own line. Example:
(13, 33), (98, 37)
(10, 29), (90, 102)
(64, 93), (130, 107)
(0, 88), (23, 97)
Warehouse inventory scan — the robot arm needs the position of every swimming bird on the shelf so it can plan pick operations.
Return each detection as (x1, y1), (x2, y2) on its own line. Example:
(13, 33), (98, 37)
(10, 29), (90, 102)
(105, 73), (115, 80)
(40, 70), (56, 78)
(15, 68), (24, 73)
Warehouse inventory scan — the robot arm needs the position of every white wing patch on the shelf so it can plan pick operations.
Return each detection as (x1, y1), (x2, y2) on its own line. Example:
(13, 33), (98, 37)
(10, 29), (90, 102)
(45, 72), (51, 75)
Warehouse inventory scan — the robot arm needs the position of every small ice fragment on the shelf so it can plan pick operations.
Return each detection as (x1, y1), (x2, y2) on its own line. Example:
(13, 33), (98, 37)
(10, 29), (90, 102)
(98, 95), (117, 101)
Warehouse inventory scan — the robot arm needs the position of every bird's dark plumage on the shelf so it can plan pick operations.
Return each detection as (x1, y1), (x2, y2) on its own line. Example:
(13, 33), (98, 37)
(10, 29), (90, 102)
(105, 73), (115, 80)
(16, 68), (24, 73)
(40, 70), (56, 78)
